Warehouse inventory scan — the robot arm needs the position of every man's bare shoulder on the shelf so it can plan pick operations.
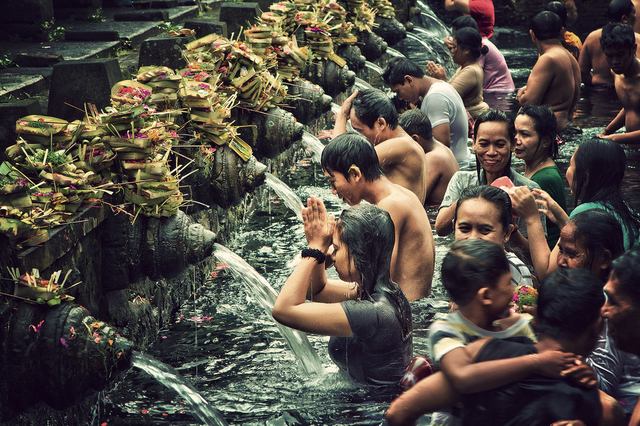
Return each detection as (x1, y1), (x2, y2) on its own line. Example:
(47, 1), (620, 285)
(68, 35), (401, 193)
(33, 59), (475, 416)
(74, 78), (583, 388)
(378, 183), (425, 215)
(379, 135), (423, 152)
(428, 142), (458, 161)
(583, 29), (603, 47)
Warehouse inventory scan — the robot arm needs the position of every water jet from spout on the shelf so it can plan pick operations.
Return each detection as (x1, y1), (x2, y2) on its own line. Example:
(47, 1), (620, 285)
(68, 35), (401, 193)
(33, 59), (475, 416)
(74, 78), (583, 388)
(213, 244), (324, 376)
(265, 173), (304, 219)
(131, 351), (228, 426)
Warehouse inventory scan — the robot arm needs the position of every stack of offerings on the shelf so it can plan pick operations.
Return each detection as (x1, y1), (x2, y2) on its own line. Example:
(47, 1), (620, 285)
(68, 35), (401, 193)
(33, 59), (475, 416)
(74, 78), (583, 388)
(263, 1), (297, 33)
(370, 0), (396, 19)
(2, 115), (112, 246)
(318, 0), (358, 47)
(343, 0), (377, 33)
(304, 24), (334, 59)
(135, 66), (182, 110)
(270, 32), (309, 80)
(181, 35), (255, 166)
(101, 91), (182, 218)
(183, 34), (286, 111)
(244, 24), (275, 56)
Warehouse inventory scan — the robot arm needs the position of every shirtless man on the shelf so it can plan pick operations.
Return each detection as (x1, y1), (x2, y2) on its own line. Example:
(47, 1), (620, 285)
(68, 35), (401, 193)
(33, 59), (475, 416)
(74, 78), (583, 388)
(398, 109), (460, 205)
(382, 57), (471, 166)
(320, 132), (435, 301)
(333, 89), (429, 204)
(580, 0), (638, 87)
(516, 11), (581, 133)
(599, 23), (640, 144)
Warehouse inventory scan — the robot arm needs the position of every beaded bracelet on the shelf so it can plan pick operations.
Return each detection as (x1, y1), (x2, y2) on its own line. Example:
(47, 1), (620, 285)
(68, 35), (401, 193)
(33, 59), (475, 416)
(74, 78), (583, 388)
(301, 248), (326, 264)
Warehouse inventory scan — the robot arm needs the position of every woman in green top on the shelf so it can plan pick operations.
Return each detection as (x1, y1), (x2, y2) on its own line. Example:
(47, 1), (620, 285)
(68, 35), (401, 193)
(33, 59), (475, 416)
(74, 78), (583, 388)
(514, 105), (567, 248)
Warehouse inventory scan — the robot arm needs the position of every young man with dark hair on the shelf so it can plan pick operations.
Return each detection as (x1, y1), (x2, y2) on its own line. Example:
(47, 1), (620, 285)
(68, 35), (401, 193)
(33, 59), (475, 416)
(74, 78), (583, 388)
(580, 0), (639, 87)
(382, 57), (470, 166)
(398, 109), (459, 205)
(320, 132), (435, 301)
(333, 89), (429, 204)
(599, 23), (640, 145)
(516, 11), (581, 133)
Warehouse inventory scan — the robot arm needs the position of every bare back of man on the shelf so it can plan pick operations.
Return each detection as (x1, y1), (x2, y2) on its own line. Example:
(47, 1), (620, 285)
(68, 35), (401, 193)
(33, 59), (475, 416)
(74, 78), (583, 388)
(423, 139), (460, 205)
(518, 45), (580, 131)
(376, 181), (435, 301)
(375, 136), (429, 205)
(580, 29), (640, 86)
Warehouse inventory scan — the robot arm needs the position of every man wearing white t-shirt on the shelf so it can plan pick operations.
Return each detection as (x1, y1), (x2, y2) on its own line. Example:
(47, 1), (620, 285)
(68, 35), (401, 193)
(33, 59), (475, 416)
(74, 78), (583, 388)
(383, 57), (471, 166)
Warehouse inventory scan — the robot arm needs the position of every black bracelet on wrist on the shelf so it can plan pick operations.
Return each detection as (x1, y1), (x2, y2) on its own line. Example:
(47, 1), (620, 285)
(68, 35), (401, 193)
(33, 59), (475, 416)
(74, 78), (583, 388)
(301, 248), (326, 264)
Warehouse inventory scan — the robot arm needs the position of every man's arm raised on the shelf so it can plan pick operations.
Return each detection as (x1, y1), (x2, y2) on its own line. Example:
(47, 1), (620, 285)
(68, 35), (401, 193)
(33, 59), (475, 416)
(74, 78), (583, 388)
(332, 90), (358, 137)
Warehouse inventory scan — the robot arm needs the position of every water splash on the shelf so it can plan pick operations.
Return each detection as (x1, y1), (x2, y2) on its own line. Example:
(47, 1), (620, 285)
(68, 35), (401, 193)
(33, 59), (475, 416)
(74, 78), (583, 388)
(302, 130), (325, 163)
(265, 172), (304, 219)
(214, 244), (324, 376)
(354, 77), (374, 91)
(131, 351), (228, 426)
(364, 61), (384, 75)
(415, 0), (452, 38)
(331, 102), (341, 115)
(386, 47), (406, 58)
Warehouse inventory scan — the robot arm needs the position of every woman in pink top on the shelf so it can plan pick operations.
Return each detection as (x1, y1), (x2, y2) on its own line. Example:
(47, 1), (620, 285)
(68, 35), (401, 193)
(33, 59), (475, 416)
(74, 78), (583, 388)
(452, 16), (515, 92)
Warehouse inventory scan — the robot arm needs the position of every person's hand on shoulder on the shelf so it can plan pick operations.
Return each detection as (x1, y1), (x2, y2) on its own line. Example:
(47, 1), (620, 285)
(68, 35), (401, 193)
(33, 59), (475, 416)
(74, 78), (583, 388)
(559, 356), (598, 389)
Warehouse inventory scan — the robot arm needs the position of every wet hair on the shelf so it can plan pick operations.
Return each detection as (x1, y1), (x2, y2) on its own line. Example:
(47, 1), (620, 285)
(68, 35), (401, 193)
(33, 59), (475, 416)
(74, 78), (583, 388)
(545, 1), (568, 27)
(537, 269), (605, 340)
(454, 27), (489, 60)
(608, 0), (635, 23)
(454, 185), (512, 233)
(351, 89), (399, 130)
(338, 203), (411, 335)
(517, 104), (558, 159)
(451, 15), (480, 33)
(572, 138), (640, 243)
(398, 108), (433, 140)
(600, 22), (636, 51)
(565, 209), (625, 279)
(321, 132), (384, 182)
(441, 239), (510, 306)
(611, 247), (640, 306)
(390, 93), (412, 114)
(531, 11), (562, 41)
(473, 109), (515, 182)
(382, 57), (425, 87)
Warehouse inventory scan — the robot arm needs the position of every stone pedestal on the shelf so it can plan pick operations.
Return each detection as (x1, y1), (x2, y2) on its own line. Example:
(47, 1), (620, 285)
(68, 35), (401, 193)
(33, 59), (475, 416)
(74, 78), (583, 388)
(219, 2), (261, 39)
(0, 100), (43, 158)
(183, 19), (228, 38)
(138, 36), (195, 70)
(47, 58), (122, 121)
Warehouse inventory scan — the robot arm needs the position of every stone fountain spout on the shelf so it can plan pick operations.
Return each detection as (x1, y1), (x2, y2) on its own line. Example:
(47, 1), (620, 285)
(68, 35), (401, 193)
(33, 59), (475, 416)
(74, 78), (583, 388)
(0, 302), (133, 422)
